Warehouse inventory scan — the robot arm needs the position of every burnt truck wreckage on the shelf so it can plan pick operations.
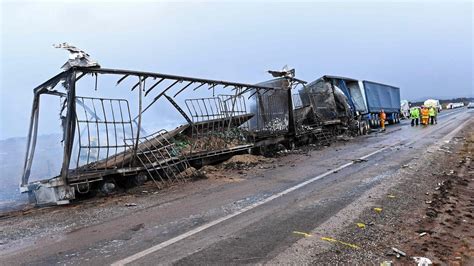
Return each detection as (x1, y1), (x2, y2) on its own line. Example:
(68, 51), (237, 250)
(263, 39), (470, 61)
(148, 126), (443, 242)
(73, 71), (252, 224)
(20, 54), (399, 206)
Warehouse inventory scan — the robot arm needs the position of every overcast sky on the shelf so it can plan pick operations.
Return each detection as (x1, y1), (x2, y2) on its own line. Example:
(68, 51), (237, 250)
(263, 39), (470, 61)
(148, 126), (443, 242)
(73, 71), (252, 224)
(0, 0), (472, 140)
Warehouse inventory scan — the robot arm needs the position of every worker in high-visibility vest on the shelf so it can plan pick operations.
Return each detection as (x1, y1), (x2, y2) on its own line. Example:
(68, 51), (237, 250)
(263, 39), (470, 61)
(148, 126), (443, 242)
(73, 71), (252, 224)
(429, 106), (437, 125)
(379, 109), (386, 131)
(410, 107), (420, 126)
(421, 106), (430, 126)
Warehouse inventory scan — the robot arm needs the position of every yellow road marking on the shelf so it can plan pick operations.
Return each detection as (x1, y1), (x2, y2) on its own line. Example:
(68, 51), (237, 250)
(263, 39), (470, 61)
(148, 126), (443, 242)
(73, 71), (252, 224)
(321, 237), (360, 249)
(356, 223), (366, 229)
(293, 231), (312, 237)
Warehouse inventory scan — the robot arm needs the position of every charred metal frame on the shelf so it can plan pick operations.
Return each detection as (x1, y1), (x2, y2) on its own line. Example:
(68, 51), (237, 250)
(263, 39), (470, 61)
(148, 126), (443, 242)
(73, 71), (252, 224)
(21, 67), (278, 190)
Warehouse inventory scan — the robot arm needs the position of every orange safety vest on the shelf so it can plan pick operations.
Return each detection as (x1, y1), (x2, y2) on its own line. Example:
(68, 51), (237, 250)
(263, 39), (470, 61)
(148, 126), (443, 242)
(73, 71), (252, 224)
(379, 112), (386, 120)
(421, 108), (429, 118)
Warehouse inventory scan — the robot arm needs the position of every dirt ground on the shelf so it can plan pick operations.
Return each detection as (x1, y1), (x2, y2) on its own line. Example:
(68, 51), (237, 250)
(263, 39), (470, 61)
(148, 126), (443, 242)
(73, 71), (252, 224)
(309, 123), (473, 265)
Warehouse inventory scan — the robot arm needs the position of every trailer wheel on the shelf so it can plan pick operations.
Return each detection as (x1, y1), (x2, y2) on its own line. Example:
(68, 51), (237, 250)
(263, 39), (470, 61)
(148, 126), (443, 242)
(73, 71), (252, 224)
(370, 117), (376, 128)
(360, 121), (368, 135)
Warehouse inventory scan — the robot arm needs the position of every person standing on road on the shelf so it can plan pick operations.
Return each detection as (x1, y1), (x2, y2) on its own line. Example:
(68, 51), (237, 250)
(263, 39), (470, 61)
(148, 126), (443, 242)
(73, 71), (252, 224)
(429, 106), (438, 125)
(410, 107), (420, 126)
(379, 109), (386, 131)
(421, 106), (429, 126)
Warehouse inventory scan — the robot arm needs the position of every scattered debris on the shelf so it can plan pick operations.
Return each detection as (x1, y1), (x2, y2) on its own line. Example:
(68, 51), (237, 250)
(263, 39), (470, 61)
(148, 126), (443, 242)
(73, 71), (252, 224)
(336, 135), (353, 141)
(53, 42), (100, 70)
(352, 158), (368, 163)
(124, 203), (137, 207)
(387, 194), (396, 199)
(222, 154), (269, 170)
(130, 223), (144, 231)
(418, 232), (427, 237)
(437, 148), (452, 154)
(425, 209), (437, 218)
(413, 256), (432, 265)
(391, 247), (406, 258)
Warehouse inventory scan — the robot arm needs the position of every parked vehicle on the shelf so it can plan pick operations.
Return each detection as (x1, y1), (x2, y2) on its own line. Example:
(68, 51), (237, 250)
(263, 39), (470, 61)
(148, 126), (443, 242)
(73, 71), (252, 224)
(446, 102), (465, 109)
(424, 99), (442, 112)
(400, 100), (410, 119)
(358, 80), (401, 127)
(466, 102), (474, 109)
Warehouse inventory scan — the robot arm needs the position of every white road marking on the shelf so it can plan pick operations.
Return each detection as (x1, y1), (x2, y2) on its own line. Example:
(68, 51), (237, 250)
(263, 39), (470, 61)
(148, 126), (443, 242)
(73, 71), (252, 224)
(111, 110), (470, 266)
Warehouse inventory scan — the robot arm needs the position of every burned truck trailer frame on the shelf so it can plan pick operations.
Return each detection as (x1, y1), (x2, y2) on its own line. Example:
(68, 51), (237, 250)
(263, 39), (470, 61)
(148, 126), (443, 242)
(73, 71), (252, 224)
(20, 64), (391, 206)
(21, 66), (285, 205)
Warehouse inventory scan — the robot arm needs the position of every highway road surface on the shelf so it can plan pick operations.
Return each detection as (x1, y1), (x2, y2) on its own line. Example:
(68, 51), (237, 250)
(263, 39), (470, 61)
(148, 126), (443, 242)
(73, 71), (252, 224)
(0, 107), (472, 265)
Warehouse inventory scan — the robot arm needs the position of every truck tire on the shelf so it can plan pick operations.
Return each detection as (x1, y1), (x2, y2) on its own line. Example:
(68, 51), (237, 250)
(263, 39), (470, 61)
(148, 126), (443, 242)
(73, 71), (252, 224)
(369, 117), (374, 128)
(362, 123), (368, 135)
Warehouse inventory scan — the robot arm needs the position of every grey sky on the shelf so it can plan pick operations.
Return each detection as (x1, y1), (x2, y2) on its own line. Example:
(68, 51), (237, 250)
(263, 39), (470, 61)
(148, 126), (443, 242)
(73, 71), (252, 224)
(1, 0), (472, 140)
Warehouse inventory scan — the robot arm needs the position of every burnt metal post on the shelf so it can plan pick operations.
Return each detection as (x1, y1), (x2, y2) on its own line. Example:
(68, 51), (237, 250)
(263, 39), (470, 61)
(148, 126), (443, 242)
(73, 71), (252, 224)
(59, 70), (77, 184)
(132, 76), (143, 164)
(286, 80), (296, 137)
(21, 94), (41, 187)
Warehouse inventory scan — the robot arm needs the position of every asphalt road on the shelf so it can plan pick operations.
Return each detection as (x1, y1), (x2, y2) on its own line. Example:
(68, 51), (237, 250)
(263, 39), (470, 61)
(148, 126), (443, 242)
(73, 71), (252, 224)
(1, 107), (472, 265)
